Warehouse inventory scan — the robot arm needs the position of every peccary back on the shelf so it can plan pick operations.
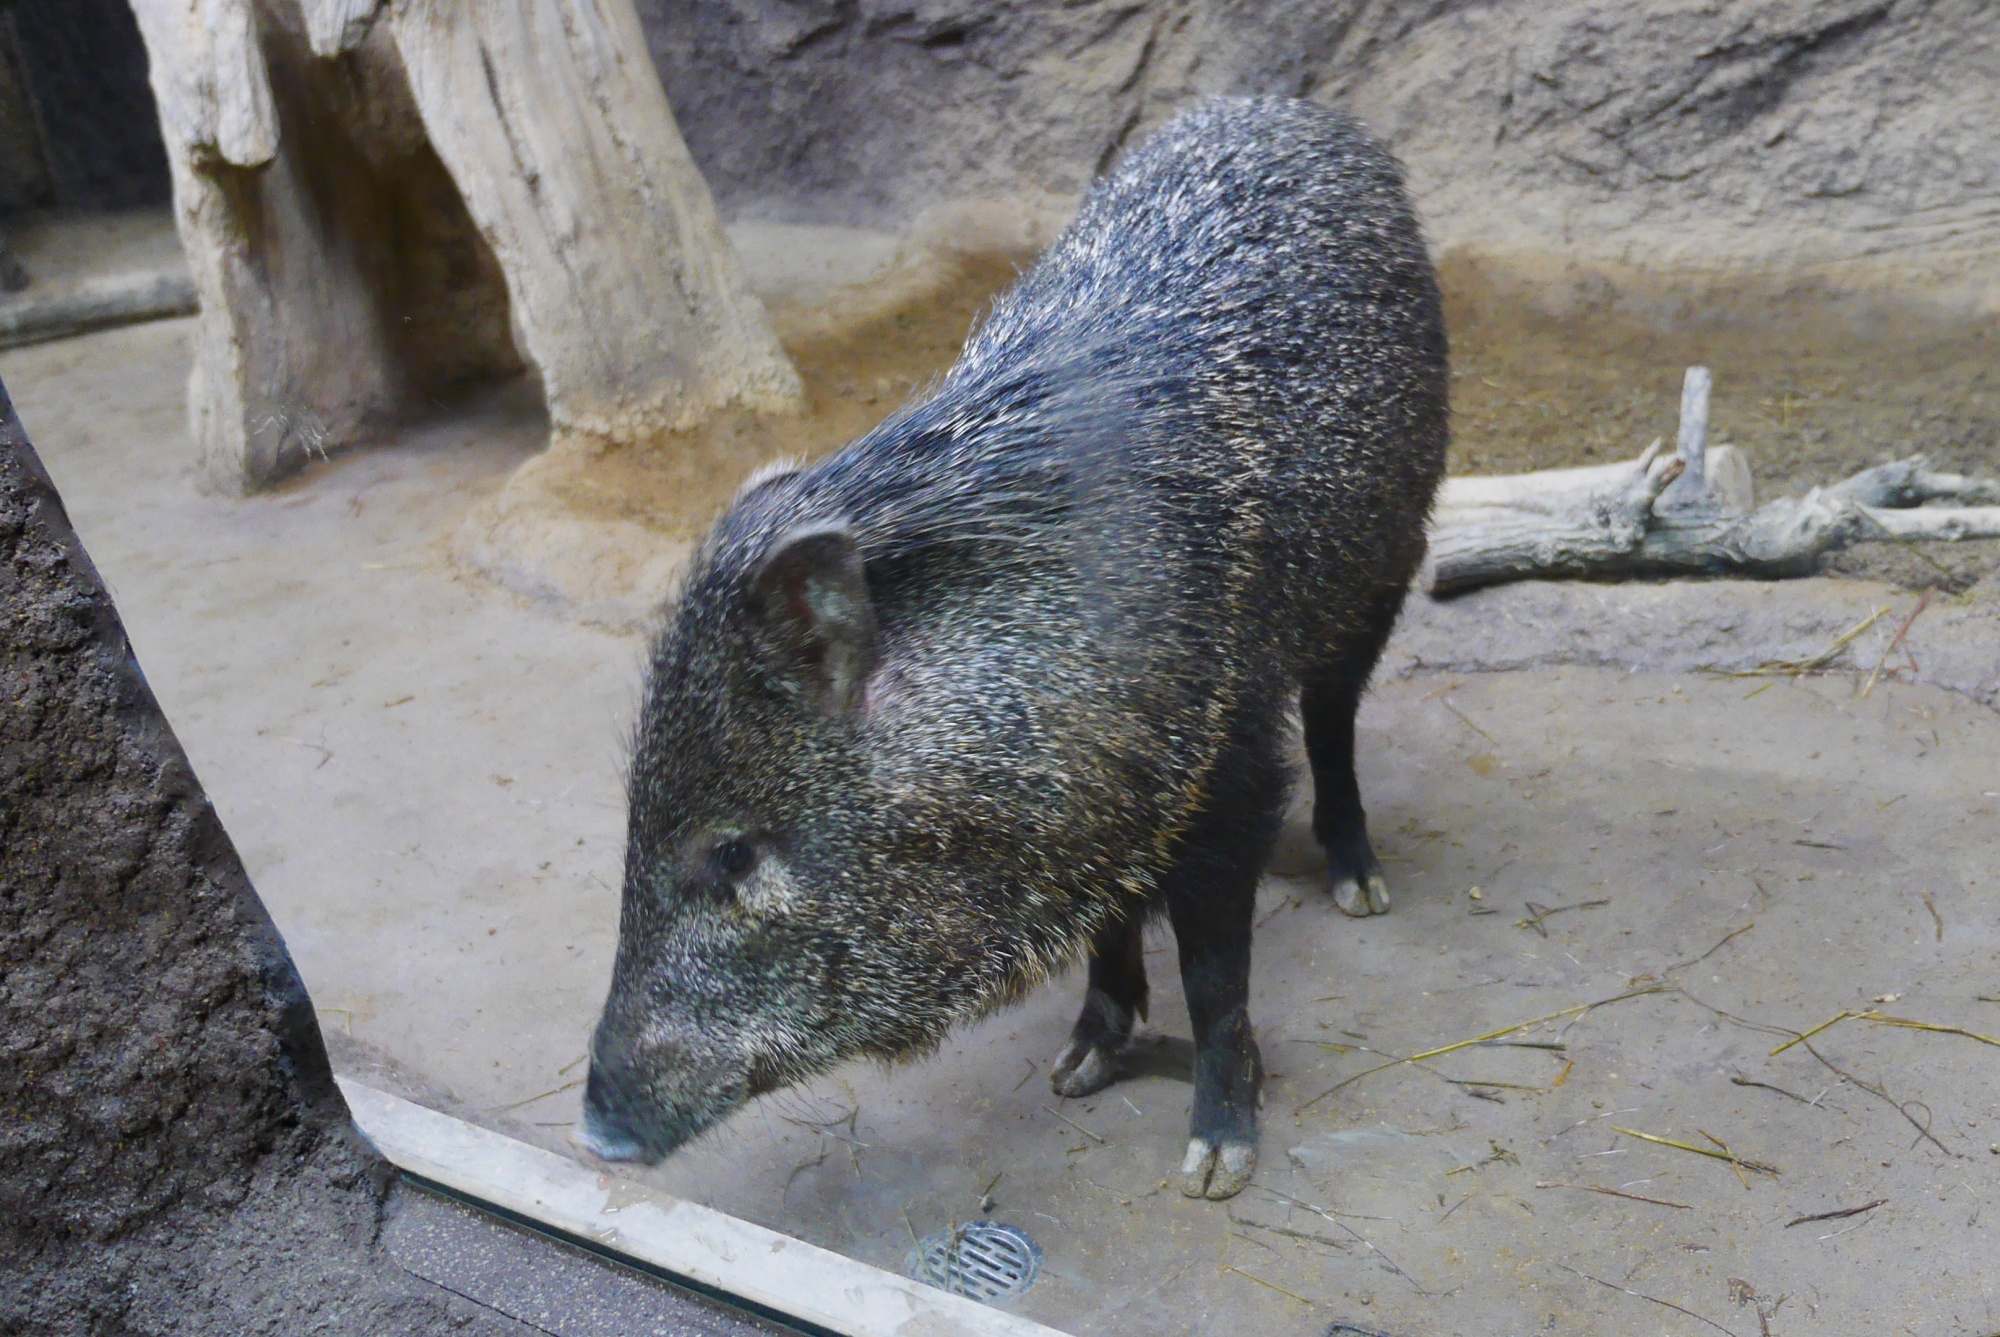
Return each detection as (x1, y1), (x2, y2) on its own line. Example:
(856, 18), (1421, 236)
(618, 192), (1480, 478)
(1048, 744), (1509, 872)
(582, 97), (1448, 1195)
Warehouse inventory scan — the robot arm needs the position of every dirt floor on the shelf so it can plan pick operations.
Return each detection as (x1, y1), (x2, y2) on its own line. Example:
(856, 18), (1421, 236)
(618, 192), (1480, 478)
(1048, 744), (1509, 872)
(1439, 258), (2000, 487)
(491, 236), (2000, 612)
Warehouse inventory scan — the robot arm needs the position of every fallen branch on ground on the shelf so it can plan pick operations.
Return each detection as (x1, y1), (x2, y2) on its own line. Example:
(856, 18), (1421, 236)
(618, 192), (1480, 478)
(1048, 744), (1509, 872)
(1429, 366), (2000, 595)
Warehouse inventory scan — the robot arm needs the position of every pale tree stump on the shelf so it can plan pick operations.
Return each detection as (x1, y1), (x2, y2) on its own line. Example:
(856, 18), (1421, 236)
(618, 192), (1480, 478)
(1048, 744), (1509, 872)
(1429, 366), (2000, 596)
(130, 0), (800, 493)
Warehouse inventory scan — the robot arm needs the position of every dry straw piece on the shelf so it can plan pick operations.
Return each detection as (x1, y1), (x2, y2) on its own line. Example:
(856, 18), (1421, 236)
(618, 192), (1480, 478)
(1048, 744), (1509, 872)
(1714, 606), (1888, 679)
(1610, 1126), (1780, 1177)
(1770, 1009), (2000, 1056)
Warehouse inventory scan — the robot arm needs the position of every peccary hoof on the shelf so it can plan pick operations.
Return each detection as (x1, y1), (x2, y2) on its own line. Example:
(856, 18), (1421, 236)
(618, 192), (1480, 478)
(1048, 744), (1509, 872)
(1049, 1036), (1120, 1098)
(1180, 1138), (1256, 1200)
(1331, 869), (1392, 917)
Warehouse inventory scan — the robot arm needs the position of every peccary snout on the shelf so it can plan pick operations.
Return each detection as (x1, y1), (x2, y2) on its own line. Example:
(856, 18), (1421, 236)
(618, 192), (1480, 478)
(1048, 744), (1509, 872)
(576, 1063), (650, 1164)
(578, 1033), (713, 1164)
(581, 981), (771, 1163)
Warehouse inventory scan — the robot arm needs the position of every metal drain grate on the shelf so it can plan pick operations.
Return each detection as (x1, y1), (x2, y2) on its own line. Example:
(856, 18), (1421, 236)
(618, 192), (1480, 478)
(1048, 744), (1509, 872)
(906, 1222), (1042, 1302)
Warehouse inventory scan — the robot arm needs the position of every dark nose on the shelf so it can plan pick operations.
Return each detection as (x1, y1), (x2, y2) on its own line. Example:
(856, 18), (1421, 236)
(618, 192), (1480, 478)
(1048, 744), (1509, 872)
(577, 1060), (647, 1162)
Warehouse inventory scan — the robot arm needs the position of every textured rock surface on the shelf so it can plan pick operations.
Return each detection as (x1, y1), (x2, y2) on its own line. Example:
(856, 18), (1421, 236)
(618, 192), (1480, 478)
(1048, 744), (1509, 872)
(644, 0), (2000, 304)
(1388, 571), (2000, 709)
(0, 388), (517, 1334)
(0, 0), (170, 214)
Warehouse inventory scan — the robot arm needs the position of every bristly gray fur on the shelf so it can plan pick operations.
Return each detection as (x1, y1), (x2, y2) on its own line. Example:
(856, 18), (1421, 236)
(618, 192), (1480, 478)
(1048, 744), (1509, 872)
(585, 96), (1449, 1161)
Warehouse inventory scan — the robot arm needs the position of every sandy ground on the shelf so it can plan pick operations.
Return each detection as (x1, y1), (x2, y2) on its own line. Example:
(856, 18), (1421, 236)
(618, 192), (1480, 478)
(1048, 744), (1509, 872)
(9, 315), (2000, 1337)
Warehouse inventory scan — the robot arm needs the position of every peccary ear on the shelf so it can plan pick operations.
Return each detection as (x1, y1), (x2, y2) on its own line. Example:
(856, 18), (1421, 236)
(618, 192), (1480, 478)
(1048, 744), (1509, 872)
(746, 521), (878, 716)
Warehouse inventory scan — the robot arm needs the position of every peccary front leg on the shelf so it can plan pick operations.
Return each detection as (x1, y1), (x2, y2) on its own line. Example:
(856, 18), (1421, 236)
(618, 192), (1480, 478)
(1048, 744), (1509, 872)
(1050, 912), (1149, 1098)
(1170, 877), (1262, 1200)
(1304, 660), (1392, 917)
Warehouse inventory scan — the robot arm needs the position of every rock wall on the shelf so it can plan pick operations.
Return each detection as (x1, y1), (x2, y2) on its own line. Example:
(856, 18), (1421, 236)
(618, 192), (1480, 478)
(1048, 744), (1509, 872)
(1, 0), (171, 215)
(0, 389), (512, 1334)
(642, 0), (2000, 310)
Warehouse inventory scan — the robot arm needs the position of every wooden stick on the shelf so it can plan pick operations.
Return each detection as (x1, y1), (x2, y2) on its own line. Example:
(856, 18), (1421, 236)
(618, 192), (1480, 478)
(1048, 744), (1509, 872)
(1042, 1105), (1106, 1143)
(1219, 1265), (1311, 1305)
(1854, 505), (2000, 541)
(1659, 365), (1711, 507)
(1436, 452), (1655, 510)
(1536, 1181), (1693, 1210)
(1679, 368), (1711, 477)
(1786, 1198), (1886, 1228)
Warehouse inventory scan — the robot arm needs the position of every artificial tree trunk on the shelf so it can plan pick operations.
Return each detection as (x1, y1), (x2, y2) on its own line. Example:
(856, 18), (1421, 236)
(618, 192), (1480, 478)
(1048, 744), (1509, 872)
(130, 0), (800, 493)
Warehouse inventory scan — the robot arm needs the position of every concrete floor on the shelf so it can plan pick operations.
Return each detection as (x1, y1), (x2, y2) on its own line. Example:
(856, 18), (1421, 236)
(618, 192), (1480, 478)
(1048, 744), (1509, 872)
(6, 320), (636, 1121)
(0, 208), (195, 347)
(8, 317), (1999, 1337)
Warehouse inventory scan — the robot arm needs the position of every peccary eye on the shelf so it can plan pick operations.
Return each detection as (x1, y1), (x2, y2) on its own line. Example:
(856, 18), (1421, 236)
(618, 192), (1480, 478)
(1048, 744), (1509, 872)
(713, 838), (756, 877)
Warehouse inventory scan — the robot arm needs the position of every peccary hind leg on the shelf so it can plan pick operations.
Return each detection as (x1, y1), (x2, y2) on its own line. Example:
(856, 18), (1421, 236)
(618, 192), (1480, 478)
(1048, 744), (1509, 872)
(1050, 913), (1149, 1098)
(1303, 600), (1404, 917)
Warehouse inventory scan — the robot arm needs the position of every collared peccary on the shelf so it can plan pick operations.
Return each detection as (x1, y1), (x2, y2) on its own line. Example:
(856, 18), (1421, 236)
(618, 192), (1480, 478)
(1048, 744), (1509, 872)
(580, 96), (1447, 1200)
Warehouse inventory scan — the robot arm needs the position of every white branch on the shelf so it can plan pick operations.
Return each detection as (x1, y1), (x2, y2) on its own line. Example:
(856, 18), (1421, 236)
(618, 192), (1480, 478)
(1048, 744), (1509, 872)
(1829, 458), (2000, 508)
(1657, 365), (1710, 508)
(1431, 463), (1999, 596)
(1427, 368), (2000, 596)
(1437, 446), (1657, 512)
(1856, 505), (2000, 541)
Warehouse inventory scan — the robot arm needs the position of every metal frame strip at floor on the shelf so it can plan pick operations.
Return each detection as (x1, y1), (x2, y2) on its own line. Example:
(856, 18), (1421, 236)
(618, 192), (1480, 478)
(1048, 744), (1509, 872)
(340, 1080), (1071, 1337)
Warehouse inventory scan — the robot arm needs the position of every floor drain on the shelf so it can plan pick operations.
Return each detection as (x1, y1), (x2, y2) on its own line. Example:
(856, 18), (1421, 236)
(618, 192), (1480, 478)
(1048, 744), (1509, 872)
(907, 1222), (1043, 1302)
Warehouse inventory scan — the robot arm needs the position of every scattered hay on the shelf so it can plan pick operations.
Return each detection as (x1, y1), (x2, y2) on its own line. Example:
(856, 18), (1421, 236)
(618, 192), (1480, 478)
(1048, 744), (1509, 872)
(1296, 987), (1666, 1113)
